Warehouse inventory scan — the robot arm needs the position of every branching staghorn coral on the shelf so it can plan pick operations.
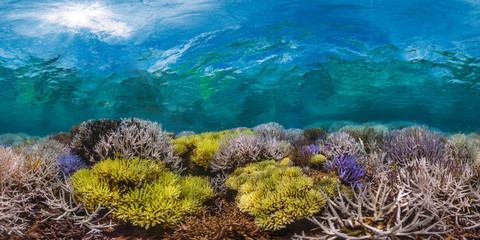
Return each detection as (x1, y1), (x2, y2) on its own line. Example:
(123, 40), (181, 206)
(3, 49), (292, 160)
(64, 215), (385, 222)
(210, 133), (262, 172)
(339, 124), (388, 154)
(0, 139), (68, 237)
(253, 122), (287, 140)
(42, 177), (116, 235)
(359, 151), (396, 184)
(285, 128), (305, 145)
(70, 119), (121, 163)
(253, 122), (305, 144)
(445, 133), (480, 166)
(324, 132), (363, 160)
(293, 181), (444, 240)
(394, 157), (477, 230)
(0, 146), (34, 236)
(226, 158), (341, 230)
(382, 126), (446, 166)
(176, 131), (196, 138)
(207, 172), (229, 196)
(94, 118), (183, 172)
(211, 133), (292, 173)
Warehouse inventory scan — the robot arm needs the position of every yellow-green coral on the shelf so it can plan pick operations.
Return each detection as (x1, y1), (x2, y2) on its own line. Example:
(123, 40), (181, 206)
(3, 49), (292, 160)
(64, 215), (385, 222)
(71, 157), (214, 229)
(71, 168), (121, 210)
(313, 176), (353, 199)
(226, 158), (333, 230)
(309, 154), (326, 166)
(92, 157), (165, 185)
(115, 173), (214, 229)
(170, 129), (255, 169)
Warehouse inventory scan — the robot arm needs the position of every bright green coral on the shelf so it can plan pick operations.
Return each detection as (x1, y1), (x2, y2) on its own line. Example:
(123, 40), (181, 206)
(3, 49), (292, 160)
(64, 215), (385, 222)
(170, 129), (255, 169)
(226, 158), (333, 230)
(71, 157), (214, 229)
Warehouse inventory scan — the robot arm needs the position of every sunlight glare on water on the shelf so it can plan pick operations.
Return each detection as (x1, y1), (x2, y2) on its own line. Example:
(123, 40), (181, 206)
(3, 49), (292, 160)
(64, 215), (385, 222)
(42, 2), (133, 37)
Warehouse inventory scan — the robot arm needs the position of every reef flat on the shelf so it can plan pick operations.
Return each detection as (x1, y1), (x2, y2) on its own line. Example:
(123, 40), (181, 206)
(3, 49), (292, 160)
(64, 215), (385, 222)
(1, 118), (480, 239)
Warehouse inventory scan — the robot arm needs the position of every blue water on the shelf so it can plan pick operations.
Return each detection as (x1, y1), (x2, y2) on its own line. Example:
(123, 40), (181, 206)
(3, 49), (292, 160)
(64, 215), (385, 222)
(1, 0), (480, 135)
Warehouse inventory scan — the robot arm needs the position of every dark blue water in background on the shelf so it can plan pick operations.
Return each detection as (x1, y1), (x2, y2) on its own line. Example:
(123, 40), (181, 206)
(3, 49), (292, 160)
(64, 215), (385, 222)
(1, 0), (479, 135)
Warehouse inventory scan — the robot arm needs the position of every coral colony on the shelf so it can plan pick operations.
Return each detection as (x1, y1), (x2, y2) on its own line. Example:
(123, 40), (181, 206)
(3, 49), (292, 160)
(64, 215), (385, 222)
(2, 119), (480, 239)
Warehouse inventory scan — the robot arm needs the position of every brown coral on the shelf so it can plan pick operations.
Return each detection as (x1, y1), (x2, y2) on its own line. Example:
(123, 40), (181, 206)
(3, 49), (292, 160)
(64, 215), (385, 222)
(303, 128), (327, 143)
(166, 200), (272, 240)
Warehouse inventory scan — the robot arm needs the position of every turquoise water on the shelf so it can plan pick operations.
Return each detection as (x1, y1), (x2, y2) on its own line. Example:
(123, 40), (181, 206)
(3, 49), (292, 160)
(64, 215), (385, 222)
(1, 0), (479, 135)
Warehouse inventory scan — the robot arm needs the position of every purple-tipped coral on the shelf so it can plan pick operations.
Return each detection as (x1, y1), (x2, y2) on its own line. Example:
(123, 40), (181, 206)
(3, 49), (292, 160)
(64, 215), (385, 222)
(325, 154), (365, 186)
(57, 154), (87, 176)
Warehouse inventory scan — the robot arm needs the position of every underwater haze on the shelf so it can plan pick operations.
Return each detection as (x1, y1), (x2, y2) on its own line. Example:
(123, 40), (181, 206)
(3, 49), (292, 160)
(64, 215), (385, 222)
(1, 0), (480, 135)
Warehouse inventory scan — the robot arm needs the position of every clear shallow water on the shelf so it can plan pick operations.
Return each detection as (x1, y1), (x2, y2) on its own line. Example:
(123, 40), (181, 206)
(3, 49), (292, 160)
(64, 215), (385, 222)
(1, 0), (479, 135)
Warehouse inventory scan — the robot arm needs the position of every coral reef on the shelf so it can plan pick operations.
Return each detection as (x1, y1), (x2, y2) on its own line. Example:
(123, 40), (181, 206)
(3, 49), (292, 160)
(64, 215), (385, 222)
(309, 154), (326, 166)
(211, 132), (292, 173)
(303, 128), (327, 142)
(0, 146), (34, 236)
(70, 119), (121, 163)
(226, 158), (332, 230)
(71, 157), (214, 229)
(253, 122), (287, 140)
(293, 182), (444, 239)
(58, 154), (87, 176)
(0, 132), (37, 146)
(324, 131), (364, 160)
(94, 118), (183, 172)
(4, 119), (480, 239)
(48, 132), (72, 145)
(445, 133), (480, 165)
(166, 200), (272, 240)
(325, 154), (365, 186)
(0, 139), (68, 236)
(338, 124), (388, 154)
(382, 126), (447, 166)
(170, 129), (254, 170)
(253, 122), (305, 144)
(289, 143), (326, 168)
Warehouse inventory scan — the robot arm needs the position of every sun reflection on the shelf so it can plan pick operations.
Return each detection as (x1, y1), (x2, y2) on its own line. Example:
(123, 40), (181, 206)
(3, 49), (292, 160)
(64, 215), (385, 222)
(44, 2), (132, 37)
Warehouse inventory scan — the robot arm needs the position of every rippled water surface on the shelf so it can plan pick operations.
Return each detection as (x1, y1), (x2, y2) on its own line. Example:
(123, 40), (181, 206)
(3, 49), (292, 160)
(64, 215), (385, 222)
(1, 0), (480, 135)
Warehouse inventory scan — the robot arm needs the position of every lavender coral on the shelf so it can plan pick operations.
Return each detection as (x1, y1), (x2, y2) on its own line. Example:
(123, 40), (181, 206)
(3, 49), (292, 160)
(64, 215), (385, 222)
(57, 154), (87, 176)
(302, 144), (321, 156)
(325, 154), (365, 186)
(383, 126), (446, 166)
